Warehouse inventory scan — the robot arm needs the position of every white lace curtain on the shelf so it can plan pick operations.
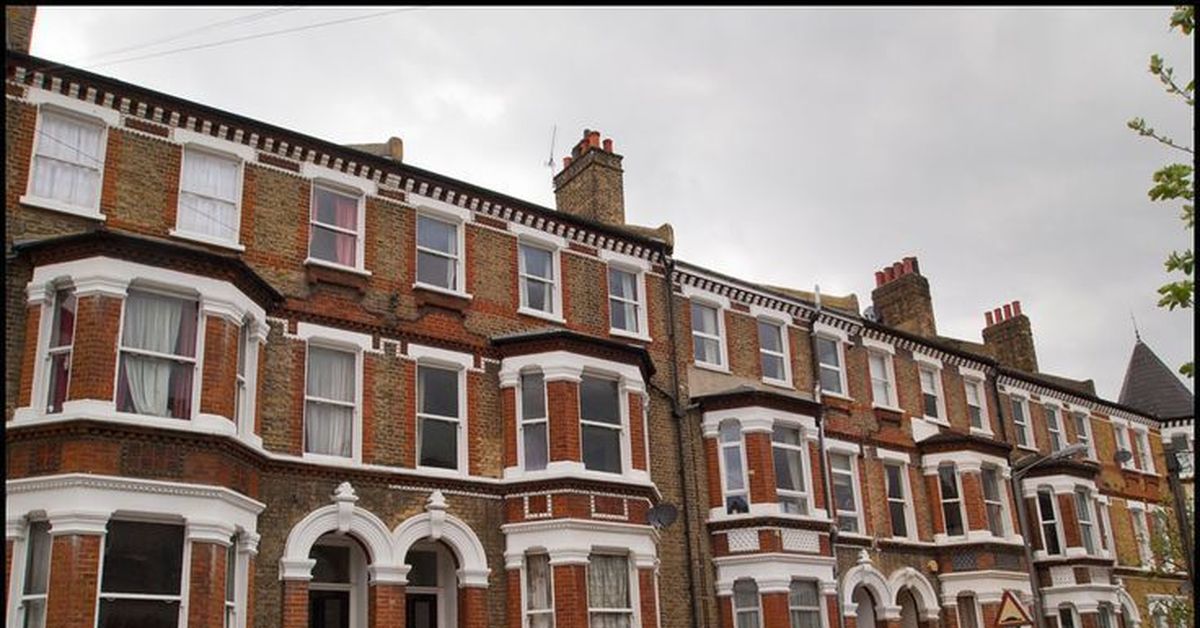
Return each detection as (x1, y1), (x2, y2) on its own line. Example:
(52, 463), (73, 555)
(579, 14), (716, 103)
(32, 111), (103, 208)
(120, 291), (195, 418)
(526, 554), (553, 628)
(588, 555), (631, 628)
(305, 346), (355, 457)
(179, 149), (239, 241)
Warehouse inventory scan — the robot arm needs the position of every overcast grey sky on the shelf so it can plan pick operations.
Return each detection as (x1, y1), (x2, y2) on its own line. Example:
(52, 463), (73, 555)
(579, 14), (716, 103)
(29, 6), (1194, 400)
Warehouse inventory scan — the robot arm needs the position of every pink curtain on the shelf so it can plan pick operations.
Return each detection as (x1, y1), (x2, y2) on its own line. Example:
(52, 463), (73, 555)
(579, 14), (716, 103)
(169, 301), (198, 418)
(334, 195), (357, 266)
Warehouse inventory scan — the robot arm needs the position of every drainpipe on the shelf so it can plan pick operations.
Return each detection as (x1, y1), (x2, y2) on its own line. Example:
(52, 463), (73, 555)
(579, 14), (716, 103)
(806, 295), (843, 628)
(663, 254), (705, 628)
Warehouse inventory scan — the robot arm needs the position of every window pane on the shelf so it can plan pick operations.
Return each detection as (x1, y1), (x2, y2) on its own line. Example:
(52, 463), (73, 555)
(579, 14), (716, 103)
(758, 321), (782, 352)
(121, 291), (197, 357)
(957, 596), (979, 628)
(304, 402), (352, 457)
(46, 352), (70, 414)
(307, 347), (355, 402)
(762, 354), (785, 381)
(608, 268), (636, 300)
(733, 579), (758, 608)
(886, 465), (904, 499)
(890, 501), (908, 537)
(310, 225), (357, 266)
(23, 521), (51, 595)
(819, 367), (843, 394)
(774, 447), (805, 493)
(521, 372), (546, 419)
(938, 466), (959, 499)
(521, 245), (553, 279)
(225, 543), (236, 603)
(419, 418), (459, 469)
(691, 303), (718, 335)
(416, 250), (455, 289)
(406, 550), (439, 587)
(523, 276), (552, 312)
(117, 354), (194, 419)
(580, 377), (620, 425)
(790, 580), (819, 606)
(1059, 609), (1076, 628)
(418, 366), (458, 417)
(816, 337), (839, 368)
(588, 555), (630, 608)
(725, 446), (746, 491)
(610, 299), (637, 333)
(50, 288), (77, 348)
(523, 422), (548, 471)
(314, 187), (358, 231)
(695, 336), (721, 365)
(101, 521), (184, 595)
(417, 215), (457, 254)
(526, 554), (552, 611)
(33, 112), (103, 208)
(833, 474), (856, 515)
(310, 544), (350, 583)
(582, 425), (621, 473)
(97, 599), (180, 628)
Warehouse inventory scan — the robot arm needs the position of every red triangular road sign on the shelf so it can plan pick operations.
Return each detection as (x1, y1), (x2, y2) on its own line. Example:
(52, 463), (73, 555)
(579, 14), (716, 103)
(994, 590), (1034, 626)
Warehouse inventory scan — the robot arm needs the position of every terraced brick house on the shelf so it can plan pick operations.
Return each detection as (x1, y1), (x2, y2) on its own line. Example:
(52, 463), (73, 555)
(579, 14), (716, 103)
(4, 6), (1192, 628)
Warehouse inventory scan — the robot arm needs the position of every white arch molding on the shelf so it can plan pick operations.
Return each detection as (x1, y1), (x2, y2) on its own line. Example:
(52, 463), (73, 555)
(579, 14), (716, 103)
(841, 550), (901, 620)
(888, 567), (940, 621)
(279, 483), (490, 587)
(1115, 586), (1142, 628)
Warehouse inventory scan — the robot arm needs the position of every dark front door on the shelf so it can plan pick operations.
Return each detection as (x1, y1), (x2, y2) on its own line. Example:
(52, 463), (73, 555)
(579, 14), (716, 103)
(406, 593), (438, 628)
(310, 590), (350, 628)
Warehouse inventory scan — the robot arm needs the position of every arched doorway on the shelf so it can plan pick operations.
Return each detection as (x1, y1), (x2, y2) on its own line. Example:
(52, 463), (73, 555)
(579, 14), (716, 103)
(897, 588), (920, 628)
(309, 533), (370, 628)
(404, 541), (459, 628)
(854, 585), (878, 628)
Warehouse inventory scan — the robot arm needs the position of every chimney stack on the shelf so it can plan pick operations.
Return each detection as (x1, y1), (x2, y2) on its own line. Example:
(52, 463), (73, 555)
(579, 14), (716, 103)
(6, 6), (36, 54)
(870, 256), (938, 338)
(553, 128), (625, 226)
(981, 300), (1039, 372)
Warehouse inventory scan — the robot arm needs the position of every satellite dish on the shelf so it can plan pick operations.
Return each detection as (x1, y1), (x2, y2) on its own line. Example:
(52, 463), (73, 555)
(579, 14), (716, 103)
(646, 503), (679, 530)
(1114, 449), (1133, 464)
(864, 306), (878, 322)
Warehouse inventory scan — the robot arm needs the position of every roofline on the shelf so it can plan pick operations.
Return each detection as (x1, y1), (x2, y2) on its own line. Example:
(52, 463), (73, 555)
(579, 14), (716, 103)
(490, 329), (655, 378)
(5, 51), (672, 256)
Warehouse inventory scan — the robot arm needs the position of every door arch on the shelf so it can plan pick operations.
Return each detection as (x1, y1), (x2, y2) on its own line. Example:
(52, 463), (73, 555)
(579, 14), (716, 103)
(854, 585), (878, 628)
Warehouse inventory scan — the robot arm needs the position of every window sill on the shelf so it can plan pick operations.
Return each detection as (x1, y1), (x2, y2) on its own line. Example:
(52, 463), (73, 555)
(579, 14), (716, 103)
(693, 361), (730, 374)
(762, 377), (794, 390)
(412, 282), (472, 301)
(302, 452), (360, 466)
(922, 416), (950, 427)
(20, 194), (106, 221)
(609, 327), (652, 343)
(1017, 444), (1040, 453)
(872, 403), (904, 414)
(169, 228), (245, 252)
(821, 391), (854, 404)
(415, 465), (468, 478)
(304, 257), (372, 277)
(518, 306), (565, 324)
(969, 427), (995, 438)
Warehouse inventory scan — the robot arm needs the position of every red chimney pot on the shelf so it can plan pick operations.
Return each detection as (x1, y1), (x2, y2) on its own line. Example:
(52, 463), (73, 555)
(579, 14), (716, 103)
(986, 311), (995, 327)
(902, 258), (914, 275)
(588, 131), (601, 148)
(875, 271), (885, 287)
(1003, 303), (1013, 320)
(603, 138), (613, 152)
(563, 156), (572, 168)
(1012, 300), (1022, 316)
(993, 308), (1003, 323)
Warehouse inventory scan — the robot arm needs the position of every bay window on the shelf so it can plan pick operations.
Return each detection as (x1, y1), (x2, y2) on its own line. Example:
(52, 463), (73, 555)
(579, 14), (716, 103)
(176, 146), (241, 245)
(919, 366), (943, 421)
(720, 420), (749, 514)
(1037, 487), (1062, 555)
(97, 520), (184, 628)
(309, 184), (362, 269)
(525, 553), (554, 628)
(868, 351), (896, 408)
(1074, 488), (1096, 554)
(587, 554), (632, 628)
(981, 466), (1006, 537)
(44, 286), (76, 414)
(581, 375), (623, 473)
(758, 319), (789, 384)
(830, 453), (860, 532)
(691, 302), (725, 367)
(520, 370), (549, 471)
(27, 108), (105, 214)
(305, 345), (357, 458)
(938, 464), (965, 537)
(416, 214), (460, 291)
(418, 364), (462, 470)
(733, 579), (761, 628)
(519, 242), (557, 316)
(815, 335), (845, 395)
(773, 425), (809, 515)
(789, 580), (822, 628)
(116, 289), (198, 419)
(885, 463), (912, 538)
(608, 267), (643, 335)
(1045, 405), (1064, 453)
(19, 521), (51, 628)
(1010, 395), (1032, 448)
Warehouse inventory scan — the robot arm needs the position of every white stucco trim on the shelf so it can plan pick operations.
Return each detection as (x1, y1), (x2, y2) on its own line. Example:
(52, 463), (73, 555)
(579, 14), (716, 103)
(502, 518), (658, 570)
(938, 569), (1032, 605)
(713, 553), (837, 596)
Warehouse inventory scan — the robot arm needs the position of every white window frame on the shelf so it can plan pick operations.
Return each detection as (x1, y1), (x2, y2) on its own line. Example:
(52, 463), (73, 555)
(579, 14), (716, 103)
(1070, 410), (1095, 460)
(884, 461), (915, 540)
(1009, 393), (1035, 451)
(22, 103), (110, 220)
(718, 420), (751, 515)
(757, 317), (792, 387)
(1044, 404), (1065, 453)
(233, 318), (251, 431)
(416, 361), (468, 474)
(963, 377), (990, 434)
(829, 451), (863, 533)
(957, 593), (982, 628)
(772, 423), (810, 516)
(1058, 605), (1080, 628)
(691, 299), (728, 371)
(814, 332), (849, 398)
(918, 364), (947, 425)
(171, 144), (246, 250)
(732, 578), (762, 628)
(517, 239), (563, 322)
(302, 341), (362, 463)
(788, 579), (824, 628)
(1131, 428), (1156, 475)
(1074, 487), (1097, 555)
(1115, 423), (1135, 470)
(115, 286), (201, 421)
(97, 518), (187, 626)
(1036, 487), (1064, 556)
(579, 372), (628, 476)
(522, 552), (555, 628)
(224, 538), (237, 628)
(1130, 504), (1152, 568)
(980, 465), (1009, 538)
(586, 552), (636, 628)
(308, 534), (367, 628)
(41, 285), (77, 415)
(414, 211), (467, 296)
(306, 181), (367, 274)
(517, 369), (550, 472)
(938, 464), (966, 538)
(12, 519), (51, 628)
(606, 263), (649, 340)
(867, 350), (899, 410)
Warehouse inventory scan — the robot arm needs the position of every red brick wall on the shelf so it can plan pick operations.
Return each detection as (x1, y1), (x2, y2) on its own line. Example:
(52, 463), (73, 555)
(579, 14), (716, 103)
(638, 568), (658, 628)
(199, 316), (239, 419)
(369, 583), (405, 628)
(760, 591), (789, 628)
(1058, 493), (1081, 549)
(960, 472), (986, 532)
(281, 579), (308, 628)
(506, 569), (523, 628)
(705, 438), (724, 510)
(744, 431), (777, 505)
(459, 586), (488, 628)
(552, 564), (589, 628)
(67, 294), (122, 401)
(187, 541), (228, 628)
(629, 393), (647, 471)
(16, 303), (39, 411)
(502, 386), (517, 468)
(926, 473), (945, 535)
(45, 534), (102, 628)
(547, 380), (581, 462)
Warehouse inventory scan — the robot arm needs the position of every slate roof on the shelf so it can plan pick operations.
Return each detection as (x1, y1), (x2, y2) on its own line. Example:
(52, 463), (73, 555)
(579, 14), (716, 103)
(1118, 340), (1195, 420)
